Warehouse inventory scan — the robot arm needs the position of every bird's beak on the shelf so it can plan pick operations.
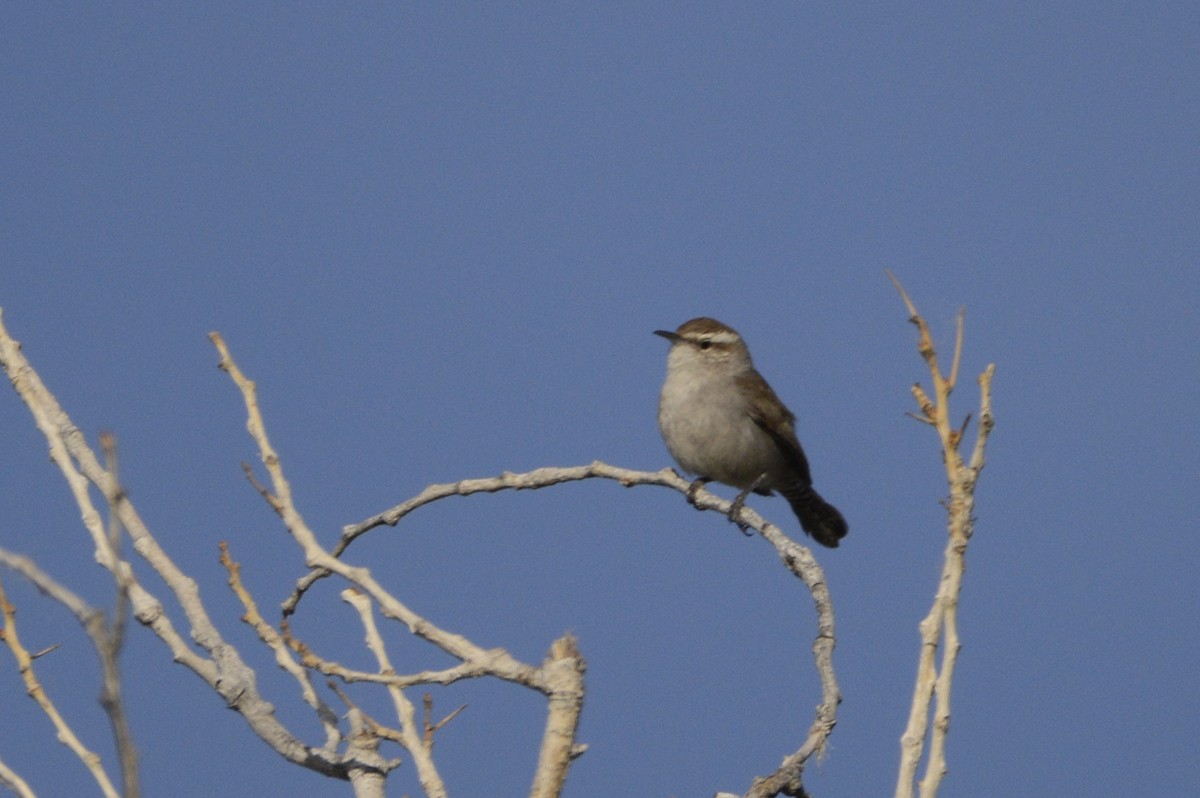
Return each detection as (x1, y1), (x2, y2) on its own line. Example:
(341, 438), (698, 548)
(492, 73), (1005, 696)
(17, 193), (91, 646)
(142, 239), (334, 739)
(654, 329), (680, 343)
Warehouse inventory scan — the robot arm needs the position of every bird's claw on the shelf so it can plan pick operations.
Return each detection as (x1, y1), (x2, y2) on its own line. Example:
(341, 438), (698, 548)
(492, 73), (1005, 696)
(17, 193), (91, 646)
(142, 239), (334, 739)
(728, 490), (754, 535)
(728, 473), (768, 536)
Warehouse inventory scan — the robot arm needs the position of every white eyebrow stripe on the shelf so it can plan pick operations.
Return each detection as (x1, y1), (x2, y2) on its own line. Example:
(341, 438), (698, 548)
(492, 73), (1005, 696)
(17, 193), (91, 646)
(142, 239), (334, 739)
(701, 331), (740, 344)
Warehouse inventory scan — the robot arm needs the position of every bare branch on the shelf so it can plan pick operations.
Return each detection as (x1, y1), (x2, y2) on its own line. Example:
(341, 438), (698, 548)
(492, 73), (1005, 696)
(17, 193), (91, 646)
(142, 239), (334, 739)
(422, 695), (467, 749)
(281, 620), (518, 688)
(886, 269), (920, 319)
(0, 573), (122, 798)
(209, 333), (547, 690)
(948, 308), (965, 391)
(241, 461), (285, 515)
(910, 384), (936, 424)
(0, 311), (354, 780)
(887, 275), (997, 798)
(285, 461), (690, 614)
(742, 532), (837, 798)
(0, 549), (98, 627)
(0, 756), (37, 798)
(219, 543), (342, 754)
(279, 457), (841, 797)
(0, 547), (141, 794)
(343, 708), (389, 798)
(342, 589), (447, 798)
(529, 634), (587, 798)
(350, 467), (841, 798)
(968, 367), (996, 475)
(97, 432), (138, 798)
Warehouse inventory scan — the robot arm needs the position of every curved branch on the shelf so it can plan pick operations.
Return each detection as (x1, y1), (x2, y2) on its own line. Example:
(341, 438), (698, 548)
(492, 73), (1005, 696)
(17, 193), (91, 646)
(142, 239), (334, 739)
(288, 460), (839, 798)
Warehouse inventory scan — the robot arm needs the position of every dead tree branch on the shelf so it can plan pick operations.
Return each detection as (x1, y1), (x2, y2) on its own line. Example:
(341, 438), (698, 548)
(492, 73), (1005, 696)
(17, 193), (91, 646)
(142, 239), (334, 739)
(886, 272), (996, 798)
(0, 309), (367, 783)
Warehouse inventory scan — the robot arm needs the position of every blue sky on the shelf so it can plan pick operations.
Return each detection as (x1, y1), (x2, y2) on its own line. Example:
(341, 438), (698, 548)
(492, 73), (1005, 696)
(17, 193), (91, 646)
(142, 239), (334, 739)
(1, 4), (1197, 797)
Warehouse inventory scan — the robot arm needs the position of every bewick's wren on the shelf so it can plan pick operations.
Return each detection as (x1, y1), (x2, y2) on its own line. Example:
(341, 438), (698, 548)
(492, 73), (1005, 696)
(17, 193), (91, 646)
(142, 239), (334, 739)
(654, 317), (848, 548)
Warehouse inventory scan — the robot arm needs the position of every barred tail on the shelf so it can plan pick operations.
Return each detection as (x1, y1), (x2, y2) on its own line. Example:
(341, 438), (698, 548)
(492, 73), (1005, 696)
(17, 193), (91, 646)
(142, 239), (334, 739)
(781, 484), (848, 548)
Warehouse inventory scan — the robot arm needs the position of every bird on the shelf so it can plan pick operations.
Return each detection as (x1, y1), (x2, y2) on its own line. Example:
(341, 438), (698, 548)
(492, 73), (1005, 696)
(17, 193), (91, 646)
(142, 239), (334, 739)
(654, 316), (848, 547)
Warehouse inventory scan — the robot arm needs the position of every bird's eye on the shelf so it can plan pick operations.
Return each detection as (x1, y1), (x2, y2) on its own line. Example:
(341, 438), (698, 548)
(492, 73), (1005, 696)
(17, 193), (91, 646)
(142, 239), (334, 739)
(698, 339), (712, 350)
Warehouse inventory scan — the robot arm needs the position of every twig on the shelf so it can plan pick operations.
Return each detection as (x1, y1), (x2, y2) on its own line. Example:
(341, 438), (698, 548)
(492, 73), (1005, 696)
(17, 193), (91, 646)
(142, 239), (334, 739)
(98, 432), (139, 798)
(422, 694), (467, 750)
(219, 543), (342, 753)
(948, 308), (965, 391)
(0, 755), (36, 798)
(281, 620), (518, 688)
(342, 589), (448, 798)
(284, 461), (689, 615)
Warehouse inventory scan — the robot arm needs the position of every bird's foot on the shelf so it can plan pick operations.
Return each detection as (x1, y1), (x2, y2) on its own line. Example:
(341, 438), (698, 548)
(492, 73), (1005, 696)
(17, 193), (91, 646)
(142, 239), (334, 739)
(728, 474), (769, 535)
(686, 477), (711, 509)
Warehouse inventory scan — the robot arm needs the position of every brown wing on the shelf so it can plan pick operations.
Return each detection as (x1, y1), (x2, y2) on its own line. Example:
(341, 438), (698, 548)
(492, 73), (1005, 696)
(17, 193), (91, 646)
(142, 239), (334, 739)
(736, 369), (814, 487)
